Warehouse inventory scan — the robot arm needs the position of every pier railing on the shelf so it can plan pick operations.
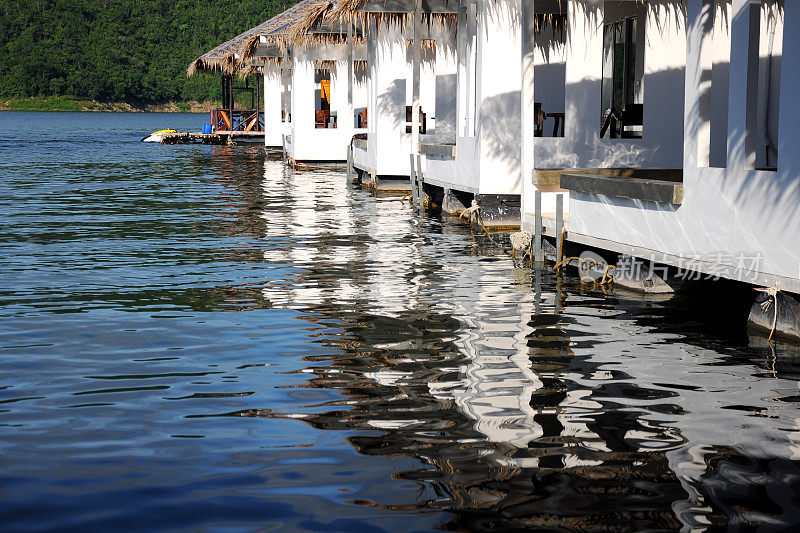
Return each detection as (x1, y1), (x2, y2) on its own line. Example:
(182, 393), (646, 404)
(211, 109), (265, 133)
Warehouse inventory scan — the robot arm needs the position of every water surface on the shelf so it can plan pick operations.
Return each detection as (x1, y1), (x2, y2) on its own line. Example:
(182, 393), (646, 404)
(1, 112), (799, 531)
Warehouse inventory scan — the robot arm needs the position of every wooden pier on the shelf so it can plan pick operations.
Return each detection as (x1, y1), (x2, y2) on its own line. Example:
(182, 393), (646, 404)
(161, 131), (265, 145)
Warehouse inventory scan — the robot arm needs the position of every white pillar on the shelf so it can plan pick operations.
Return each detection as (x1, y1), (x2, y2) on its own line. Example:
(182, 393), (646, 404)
(777, 0), (797, 173)
(411, 0), (423, 163)
(521, 0), (536, 215)
(263, 62), (283, 147)
(476, 0), (522, 195)
(727, 0), (760, 169)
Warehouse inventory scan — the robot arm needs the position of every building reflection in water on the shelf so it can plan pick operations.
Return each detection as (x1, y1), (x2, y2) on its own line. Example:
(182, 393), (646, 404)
(223, 159), (800, 530)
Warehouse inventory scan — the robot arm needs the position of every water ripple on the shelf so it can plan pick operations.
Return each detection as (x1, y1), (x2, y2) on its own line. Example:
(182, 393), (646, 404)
(0, 112), (798, 531)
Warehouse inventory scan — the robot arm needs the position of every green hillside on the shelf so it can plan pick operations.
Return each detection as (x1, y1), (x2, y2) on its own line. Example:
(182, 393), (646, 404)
(0, 0), (295, 105)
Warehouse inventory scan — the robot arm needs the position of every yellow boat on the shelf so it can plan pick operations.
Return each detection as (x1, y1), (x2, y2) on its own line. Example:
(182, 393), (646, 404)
(141, 129), (177, 143)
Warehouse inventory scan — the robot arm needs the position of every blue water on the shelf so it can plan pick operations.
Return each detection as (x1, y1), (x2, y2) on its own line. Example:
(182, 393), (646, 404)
(1, 111), (799, 531)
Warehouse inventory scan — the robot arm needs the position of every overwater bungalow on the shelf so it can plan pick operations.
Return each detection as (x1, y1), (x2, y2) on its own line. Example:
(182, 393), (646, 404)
(190, 0), (798, 338)
(323, 0), (527, 224)
(417, 0), (526, 227)
(262, 1), (454, 190)
(519, 1), (798, 316)
(316, 0), (458, 190)
(521, 0), (686, 244)
(237, 0), (369, 163)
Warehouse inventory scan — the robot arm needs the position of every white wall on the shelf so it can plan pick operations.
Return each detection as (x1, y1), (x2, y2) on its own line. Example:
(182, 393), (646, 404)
(363, 21), (412, 176)
(286, 43), (355, 162)
(475, 0), (523, 195)
(263, 63), (284, 147)
(426, 0), (524, 195)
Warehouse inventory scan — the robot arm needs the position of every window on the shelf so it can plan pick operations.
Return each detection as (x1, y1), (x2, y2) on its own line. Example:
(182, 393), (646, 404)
(314, 68), (336, 129)
(601, 16), (643, 138)
(533, 13), (567, 138)
(353, 60), (368, 129)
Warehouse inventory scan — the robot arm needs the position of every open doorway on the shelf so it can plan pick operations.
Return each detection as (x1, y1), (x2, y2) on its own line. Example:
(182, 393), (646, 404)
(314, 67), (337, 128)
(600, 3), (645, 139)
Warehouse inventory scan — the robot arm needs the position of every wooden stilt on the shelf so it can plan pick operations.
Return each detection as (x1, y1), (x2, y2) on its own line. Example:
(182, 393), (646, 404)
(411, 0), (423, 210)
(410, 154), (418, 204)
(416, 154), (424, 210)
(347, 145), (353, 180)
(534, 263), (542, 314)
(534, 189), (543, 262)
(556, 193), (564, 261)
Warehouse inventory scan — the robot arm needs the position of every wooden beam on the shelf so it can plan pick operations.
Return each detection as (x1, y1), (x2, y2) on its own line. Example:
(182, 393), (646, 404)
(411, 0), (422, 168)
(360, 0), (458, 14)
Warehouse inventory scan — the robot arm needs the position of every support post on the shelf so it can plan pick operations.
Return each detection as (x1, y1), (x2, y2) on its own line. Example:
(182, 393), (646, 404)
(411, 0), (422, 175)
(347, 22), (354, 131)
(534, 189), (543, 262)
(556, 193), (564, 261)
(534, 262), (542, 315)
(416, 154), (424, 209)
(347, 145), (353, 180)
(410, 154), (418, 204)
(255, 69), (260, 129)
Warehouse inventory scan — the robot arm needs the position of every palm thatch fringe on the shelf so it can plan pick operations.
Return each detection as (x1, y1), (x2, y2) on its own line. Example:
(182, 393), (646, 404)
(315, 59), (338, 69)
(190, 0), (327, 77)
(327, 0), (457, 31)
(238, 0), (339, 63)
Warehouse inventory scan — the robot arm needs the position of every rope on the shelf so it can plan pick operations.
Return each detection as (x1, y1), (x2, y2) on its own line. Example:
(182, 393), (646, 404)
(458, 200), (481, 223)
(451, 201), (513, 258)
(554, 256), (581, 270)
(757, 287), (780, 341)
(552, 256), (615, 287)
(600, 264), (616, 286)
(286, 157), (340, 171)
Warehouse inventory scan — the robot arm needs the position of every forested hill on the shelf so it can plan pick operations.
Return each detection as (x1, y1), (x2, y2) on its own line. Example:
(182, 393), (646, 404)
(0, 0), (296, 104)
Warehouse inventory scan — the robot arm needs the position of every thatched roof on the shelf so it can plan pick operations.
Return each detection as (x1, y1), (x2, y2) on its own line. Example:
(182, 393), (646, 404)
(237, 0), (458, 65)
(188, 0), (326, 77)
(326, 0), (458, 29)
(238, 0), (356, 62)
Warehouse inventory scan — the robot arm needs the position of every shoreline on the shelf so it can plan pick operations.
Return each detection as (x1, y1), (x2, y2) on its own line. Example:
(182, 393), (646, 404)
(0, 97), (217, 113)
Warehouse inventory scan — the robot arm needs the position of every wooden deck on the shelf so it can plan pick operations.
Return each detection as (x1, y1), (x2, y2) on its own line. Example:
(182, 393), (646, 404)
(161, 131), (265, 145)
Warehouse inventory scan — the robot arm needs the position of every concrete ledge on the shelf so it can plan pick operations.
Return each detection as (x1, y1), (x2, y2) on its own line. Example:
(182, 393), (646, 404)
(419, 142), (456, 158)
(353, 138), (368, 150)
(533, 168), (683, 187)
(561, 173), (684, 205)
(532, 169), (564, 187)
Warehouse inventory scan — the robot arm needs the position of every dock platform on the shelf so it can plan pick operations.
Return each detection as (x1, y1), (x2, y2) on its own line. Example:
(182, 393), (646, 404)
(161, 131), (265, 145)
